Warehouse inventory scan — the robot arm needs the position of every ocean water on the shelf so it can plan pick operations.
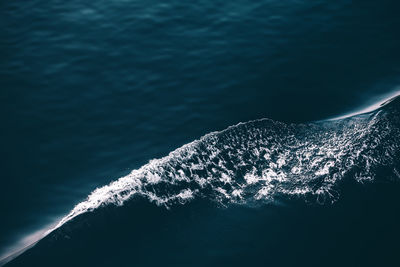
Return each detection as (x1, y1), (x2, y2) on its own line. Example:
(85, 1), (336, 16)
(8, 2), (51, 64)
(1, 0), (400, 266)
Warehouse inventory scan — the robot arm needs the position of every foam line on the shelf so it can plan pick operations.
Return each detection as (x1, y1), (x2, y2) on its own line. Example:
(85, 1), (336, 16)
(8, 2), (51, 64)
(3, 91), (400, 265)
(52, 93), (400, 230)
(327, 88), (400, 121)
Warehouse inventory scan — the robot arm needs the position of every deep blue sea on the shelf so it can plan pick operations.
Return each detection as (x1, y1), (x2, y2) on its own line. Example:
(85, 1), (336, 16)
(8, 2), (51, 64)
(1, 0), (400, 266)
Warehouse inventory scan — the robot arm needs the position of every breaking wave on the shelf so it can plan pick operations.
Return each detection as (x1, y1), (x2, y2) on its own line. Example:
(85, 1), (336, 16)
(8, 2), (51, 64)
(54, 94), (400, 230)
(2, 93), (400, 267)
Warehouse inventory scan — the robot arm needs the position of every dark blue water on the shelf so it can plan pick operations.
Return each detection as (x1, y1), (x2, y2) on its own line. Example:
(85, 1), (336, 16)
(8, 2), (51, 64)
(1, 0), (400, 266)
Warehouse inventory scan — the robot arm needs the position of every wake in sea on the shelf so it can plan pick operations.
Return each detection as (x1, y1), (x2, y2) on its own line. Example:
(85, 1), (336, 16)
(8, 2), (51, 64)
(55, 93), (400, 227)
(2, 92), (400, 266)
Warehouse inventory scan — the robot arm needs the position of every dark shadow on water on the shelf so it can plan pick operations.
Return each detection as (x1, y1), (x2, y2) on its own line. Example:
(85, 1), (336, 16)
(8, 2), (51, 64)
(7, 180), (400, 267)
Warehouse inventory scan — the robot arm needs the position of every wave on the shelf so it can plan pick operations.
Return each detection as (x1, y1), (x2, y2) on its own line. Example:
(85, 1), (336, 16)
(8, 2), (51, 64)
(53, 93), (400, 230)
(3, 93), (400, 266)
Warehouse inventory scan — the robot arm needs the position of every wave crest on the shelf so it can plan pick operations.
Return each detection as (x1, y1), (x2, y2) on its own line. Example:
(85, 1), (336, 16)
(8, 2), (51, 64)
(54, 95), (400, 229)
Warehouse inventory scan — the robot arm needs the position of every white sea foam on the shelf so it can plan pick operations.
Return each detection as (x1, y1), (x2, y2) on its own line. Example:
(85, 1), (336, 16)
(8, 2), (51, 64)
(51, 94), (399, 232)
(2, 92), (400, 266)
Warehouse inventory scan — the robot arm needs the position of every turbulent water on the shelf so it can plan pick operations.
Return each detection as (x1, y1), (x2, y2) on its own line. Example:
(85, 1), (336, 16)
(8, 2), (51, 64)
(3, 94), (400, 267)
(56, 95), (400, 228)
